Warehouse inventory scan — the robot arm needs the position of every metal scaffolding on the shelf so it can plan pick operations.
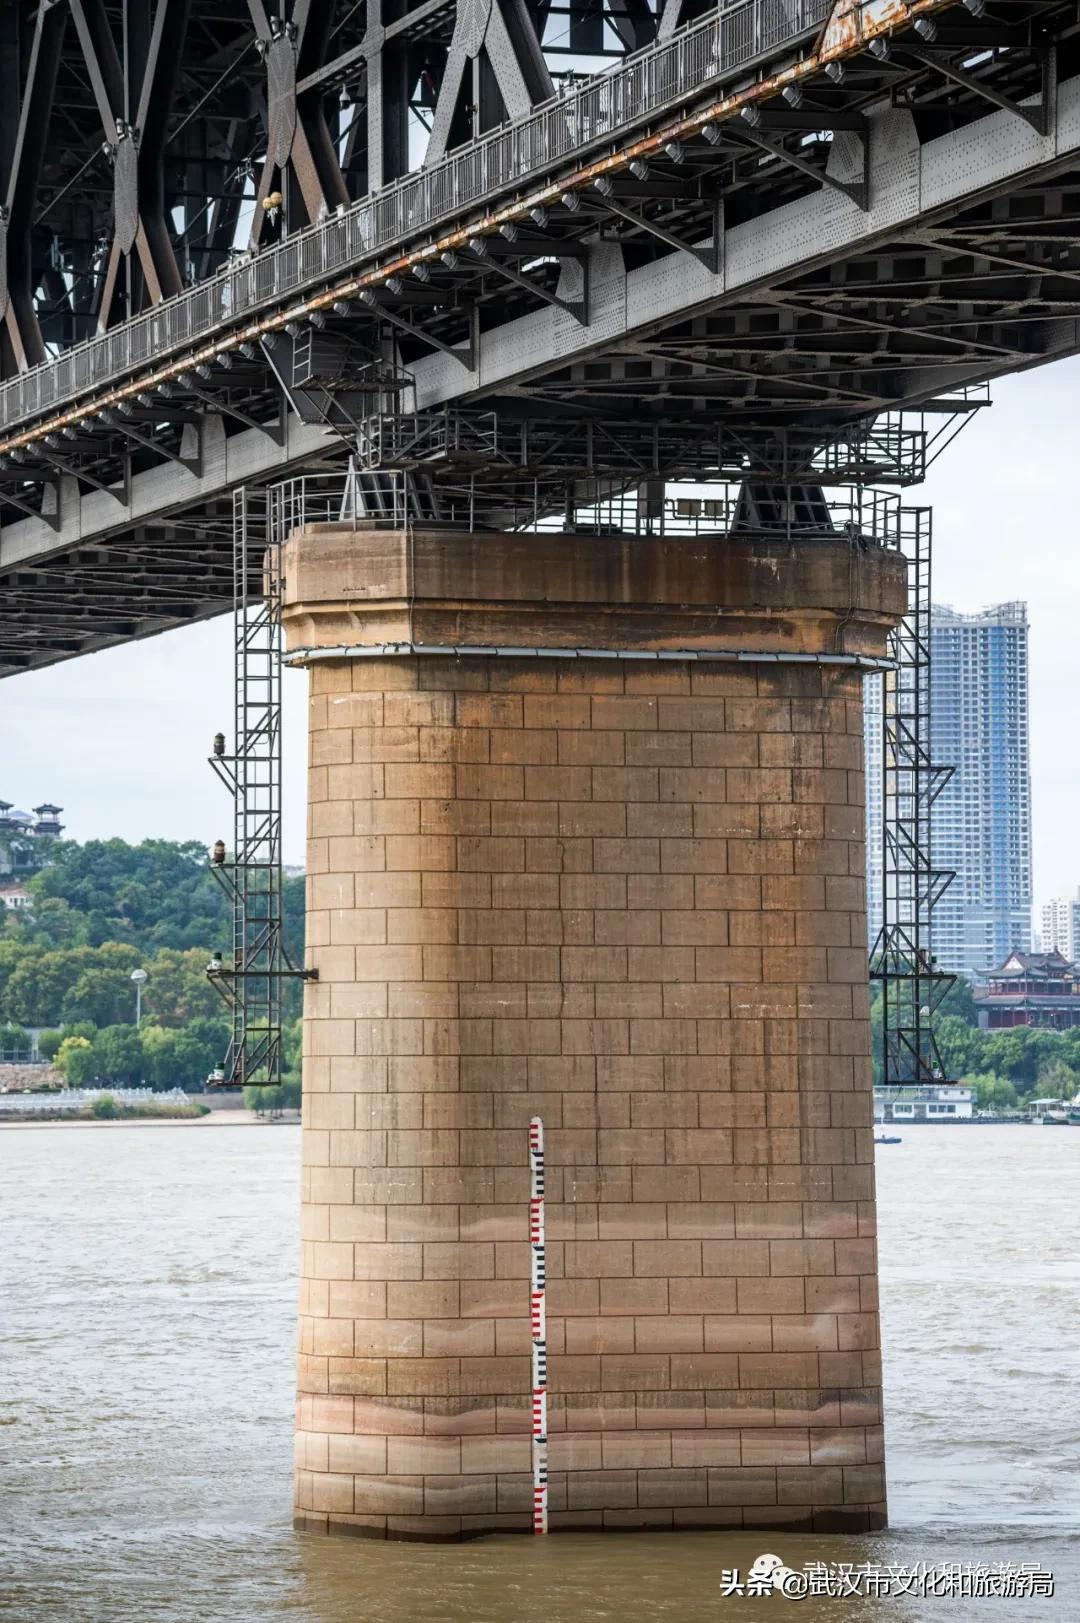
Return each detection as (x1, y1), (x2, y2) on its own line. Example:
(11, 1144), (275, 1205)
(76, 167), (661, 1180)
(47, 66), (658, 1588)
(870, 506), (956, 1087)
(199, 398), (966, 1095)
(206, 486), (311, 1090)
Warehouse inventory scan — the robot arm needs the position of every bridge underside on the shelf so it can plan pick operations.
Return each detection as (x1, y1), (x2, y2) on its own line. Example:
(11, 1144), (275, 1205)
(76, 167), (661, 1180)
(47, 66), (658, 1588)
(1, 0), (1079, 672)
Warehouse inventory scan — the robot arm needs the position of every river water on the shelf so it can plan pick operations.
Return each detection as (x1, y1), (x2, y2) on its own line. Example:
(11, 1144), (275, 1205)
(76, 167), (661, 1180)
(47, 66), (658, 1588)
(1, 1124), (1077, 1622)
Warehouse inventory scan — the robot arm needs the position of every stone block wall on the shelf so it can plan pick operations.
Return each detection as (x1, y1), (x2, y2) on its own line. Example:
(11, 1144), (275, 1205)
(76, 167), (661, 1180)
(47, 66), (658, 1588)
(293, 653), (885, 1538)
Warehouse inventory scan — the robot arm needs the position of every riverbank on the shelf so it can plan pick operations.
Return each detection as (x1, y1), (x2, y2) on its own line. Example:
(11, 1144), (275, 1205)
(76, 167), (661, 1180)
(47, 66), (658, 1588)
(0, 1109), (299, 1128)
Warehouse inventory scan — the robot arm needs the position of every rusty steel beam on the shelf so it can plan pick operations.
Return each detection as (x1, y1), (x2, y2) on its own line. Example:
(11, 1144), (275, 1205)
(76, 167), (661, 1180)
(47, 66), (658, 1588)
(0, 0), (967, 460)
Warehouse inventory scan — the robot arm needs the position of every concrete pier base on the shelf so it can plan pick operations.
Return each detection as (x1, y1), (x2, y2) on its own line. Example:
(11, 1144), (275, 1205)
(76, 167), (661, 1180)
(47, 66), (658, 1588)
(284, 523), (904, 1539)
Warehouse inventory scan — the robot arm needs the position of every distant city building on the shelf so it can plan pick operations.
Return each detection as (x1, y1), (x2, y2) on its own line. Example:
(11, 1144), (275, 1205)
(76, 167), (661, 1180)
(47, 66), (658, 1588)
(929, 603), (1031, 976)
(0, 879), (31, 911)
(975, 949), (1080, 1031)
(1040, 889), (1080, 961)
(0, 800), (65, 880)
(864, 602), (1032, 977)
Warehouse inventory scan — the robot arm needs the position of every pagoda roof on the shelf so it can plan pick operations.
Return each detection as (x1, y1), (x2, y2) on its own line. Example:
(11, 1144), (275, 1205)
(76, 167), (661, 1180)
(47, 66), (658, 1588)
(985, 949), (1076, 980)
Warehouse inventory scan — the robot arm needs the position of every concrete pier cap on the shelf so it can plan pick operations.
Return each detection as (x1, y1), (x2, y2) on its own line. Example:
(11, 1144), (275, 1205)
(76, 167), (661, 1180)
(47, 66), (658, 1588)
(284, 520), (905, 1541)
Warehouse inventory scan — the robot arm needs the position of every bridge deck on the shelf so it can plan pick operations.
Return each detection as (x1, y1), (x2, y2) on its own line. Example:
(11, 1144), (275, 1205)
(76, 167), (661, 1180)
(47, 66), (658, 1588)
(1, 0), (1078, 675)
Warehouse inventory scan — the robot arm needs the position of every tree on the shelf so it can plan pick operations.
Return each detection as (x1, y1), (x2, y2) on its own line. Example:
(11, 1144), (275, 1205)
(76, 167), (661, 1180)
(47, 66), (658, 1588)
(4, 951), (79, 1026)
(0, 938), (28, 1006)
(61, 966), (137, 1027)
(136, 1017), (228, 1091)
(938, 975), (978, 1024)
(55, 1035), (96, 1086)
(978, 1027), (1063, 1093)
(91, 1025), (143, 1086)
(935, 1014), (985, 1081)
(969, 1074), (1018, 1111)
(1035, 1056), (1079, 1099)
(27, 838), (231, 951)
(869, 990), (883, 1088)
(35, 1028), (64, 1060)
(168, 1028), (221, 1091)
(140, 1024), (181, 1089)
(1, 943), (139, 1026)
(0, 1022), (31, 1056)
(141, 948), (223, 1027)
(283, 1017), (302, 1085)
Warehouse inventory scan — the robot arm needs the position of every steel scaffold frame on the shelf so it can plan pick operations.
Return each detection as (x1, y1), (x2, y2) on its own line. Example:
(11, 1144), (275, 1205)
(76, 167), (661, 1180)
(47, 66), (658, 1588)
(202, 418), (957, 1095)
(206, 487), (312, 1090)
(870, 507), (956, 1087)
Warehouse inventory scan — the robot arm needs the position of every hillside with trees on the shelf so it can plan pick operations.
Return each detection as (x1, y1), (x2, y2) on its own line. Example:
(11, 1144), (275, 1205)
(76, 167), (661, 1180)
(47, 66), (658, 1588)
(0, 838), (303, 1092)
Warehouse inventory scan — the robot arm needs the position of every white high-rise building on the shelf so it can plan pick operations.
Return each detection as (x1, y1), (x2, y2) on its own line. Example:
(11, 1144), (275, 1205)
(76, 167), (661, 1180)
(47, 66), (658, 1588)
(1041, 890), (1080, 962)
(864, 603), (1032, 978)
(930, 603), (1032, 976)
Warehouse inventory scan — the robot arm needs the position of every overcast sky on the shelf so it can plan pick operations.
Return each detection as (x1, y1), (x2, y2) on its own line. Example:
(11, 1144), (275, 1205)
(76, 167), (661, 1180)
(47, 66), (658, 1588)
(2, 357), (1077, 911)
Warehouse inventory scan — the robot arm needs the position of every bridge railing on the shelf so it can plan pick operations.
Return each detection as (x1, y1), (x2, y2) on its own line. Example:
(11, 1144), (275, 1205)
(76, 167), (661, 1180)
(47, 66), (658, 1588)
(0, 0), (831, 437)
(270, 468), (917, 548)
(0, 1086), (191, 1112)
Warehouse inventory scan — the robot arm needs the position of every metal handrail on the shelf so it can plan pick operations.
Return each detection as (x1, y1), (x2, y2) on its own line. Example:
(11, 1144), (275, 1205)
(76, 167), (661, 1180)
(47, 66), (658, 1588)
(0, 0), (830, 436)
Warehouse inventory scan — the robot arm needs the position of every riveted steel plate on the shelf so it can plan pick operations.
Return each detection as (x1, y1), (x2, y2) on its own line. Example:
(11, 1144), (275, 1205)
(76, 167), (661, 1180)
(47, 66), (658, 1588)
(114, 135), (139, 256)
(921, 100), (1051, 215)
(268, 36), (298, 171)
(461, 0), (494, 58)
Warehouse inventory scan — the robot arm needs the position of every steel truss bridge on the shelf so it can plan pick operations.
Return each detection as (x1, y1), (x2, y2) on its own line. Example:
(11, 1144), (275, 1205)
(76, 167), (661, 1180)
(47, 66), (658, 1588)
(0, 0), (1071, 1085)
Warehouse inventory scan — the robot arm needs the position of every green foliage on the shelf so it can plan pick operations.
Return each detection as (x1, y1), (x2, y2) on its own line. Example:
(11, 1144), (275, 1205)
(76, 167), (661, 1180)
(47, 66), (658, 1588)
(968, 1074), (1019, 1111)
(91, 1025), (144, 1086)
(0, 1021), (32, 1055)
(934, 1015), (985, 1082)
(22, 838), (229, 950)
(91, 1093), (118, 1119)
(282, 1017), (302, 1086)
(61, 965), (140, 1027)
(245, 1079), (301, 1116)
(35, 1028), (64, 1060)
(937, 975), (979, 1024)
(0, 835), (302, 1096)
(979, 1027), (1061, 1090)
(55, 1035), (95, 1086)
(0, 838), (305, 1030)
(1035, 1056), (1079, 1099)
(4, 836), (304, 966)
(140, 948), (227, 1026)
(0, 941), (233, 1038)
(139, 1018), (229, 1090)
(52, 1015), (230, 1092)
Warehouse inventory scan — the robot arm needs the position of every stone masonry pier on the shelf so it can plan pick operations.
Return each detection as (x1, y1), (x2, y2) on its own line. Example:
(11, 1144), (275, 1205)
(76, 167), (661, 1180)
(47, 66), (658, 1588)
(283, 522), (905, 1540)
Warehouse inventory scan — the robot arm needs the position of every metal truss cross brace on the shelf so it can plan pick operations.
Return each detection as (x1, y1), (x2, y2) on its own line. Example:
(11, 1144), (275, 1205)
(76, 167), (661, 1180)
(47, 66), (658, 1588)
(730, 126), (868, 211)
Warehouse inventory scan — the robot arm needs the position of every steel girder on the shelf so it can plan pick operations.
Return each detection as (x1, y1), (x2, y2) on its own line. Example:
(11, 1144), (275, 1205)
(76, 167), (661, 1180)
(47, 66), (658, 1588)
(0, 0), (678, 365)
(1, 0), (1080, 672)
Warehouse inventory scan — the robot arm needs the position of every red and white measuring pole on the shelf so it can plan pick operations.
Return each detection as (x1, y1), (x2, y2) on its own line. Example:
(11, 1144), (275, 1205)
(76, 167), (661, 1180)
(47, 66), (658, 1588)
(528, 1115), (548, 1534)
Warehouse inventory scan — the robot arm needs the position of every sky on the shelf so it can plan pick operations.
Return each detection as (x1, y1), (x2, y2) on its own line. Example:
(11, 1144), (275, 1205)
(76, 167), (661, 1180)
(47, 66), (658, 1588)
(2, 356), (1078, 912)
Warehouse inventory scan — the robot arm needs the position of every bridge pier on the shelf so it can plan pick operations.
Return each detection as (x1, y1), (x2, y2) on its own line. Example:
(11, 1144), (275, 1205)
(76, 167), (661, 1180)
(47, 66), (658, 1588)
(284, 520), (904, 1539)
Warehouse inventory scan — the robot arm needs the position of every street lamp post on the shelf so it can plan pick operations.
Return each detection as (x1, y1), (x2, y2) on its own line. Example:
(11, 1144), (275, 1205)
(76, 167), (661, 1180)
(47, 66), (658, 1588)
(131, 967), (148, 1028)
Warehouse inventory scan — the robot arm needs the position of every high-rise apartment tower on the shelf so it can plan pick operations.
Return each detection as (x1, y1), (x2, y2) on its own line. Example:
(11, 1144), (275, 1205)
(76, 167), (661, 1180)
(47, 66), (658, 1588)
(865, 603), (1032, 977)
(1041, 890), (1080, 961)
